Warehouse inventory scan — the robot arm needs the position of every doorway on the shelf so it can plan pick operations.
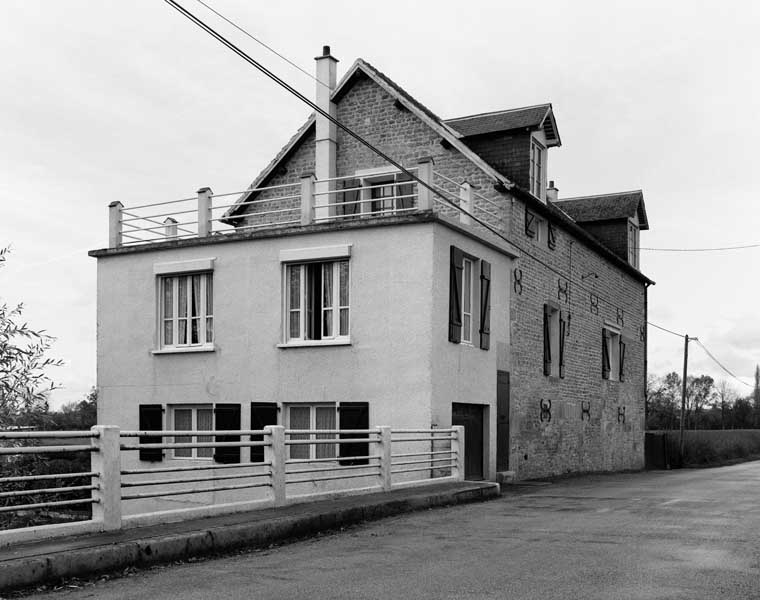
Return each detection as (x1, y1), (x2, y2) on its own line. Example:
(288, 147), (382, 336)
(451, 403), (485, 480)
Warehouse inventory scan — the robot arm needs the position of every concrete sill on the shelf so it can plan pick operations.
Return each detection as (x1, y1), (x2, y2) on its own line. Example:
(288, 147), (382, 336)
(152, 345), (216, 355)
(277, 340), (351, 349)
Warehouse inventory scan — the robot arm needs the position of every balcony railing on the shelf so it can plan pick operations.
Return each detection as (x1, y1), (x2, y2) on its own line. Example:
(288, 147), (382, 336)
(106, 159), (505, 249)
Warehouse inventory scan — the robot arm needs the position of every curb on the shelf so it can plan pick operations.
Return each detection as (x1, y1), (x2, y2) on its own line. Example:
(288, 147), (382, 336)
(1, 482), (499, 592)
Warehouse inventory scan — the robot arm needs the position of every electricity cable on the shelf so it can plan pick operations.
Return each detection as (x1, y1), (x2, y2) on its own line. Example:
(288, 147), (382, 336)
(647, 321), (685, 339)
(190, 0), (330, 88)
(639, 242), (760, 252)
(693, 339), (752, 388)
(163, 0), (648, 320)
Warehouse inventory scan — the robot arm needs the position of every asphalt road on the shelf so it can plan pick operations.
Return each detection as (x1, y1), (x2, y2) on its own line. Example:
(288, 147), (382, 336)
(23, 461), (760, 600)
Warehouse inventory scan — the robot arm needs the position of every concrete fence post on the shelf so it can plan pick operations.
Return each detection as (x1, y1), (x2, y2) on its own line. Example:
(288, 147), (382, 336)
(301, 174), (315, 226)
(452, 425), (465, 482)
(416, 157), (434, 210)
(90, 425), (122, 531)
(266, 426), (287, 506)
(163, 217), (178, 238)
(376, 426), (392, 492)
(108, 201), (123, 248)
(197, 187), (213, 237)
(459, 182), (473, 226)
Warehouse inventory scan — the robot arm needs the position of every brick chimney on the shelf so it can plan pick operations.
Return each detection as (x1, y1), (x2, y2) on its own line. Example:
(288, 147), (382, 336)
(547, 180), (559, 203)
(314, 46), (338, 220)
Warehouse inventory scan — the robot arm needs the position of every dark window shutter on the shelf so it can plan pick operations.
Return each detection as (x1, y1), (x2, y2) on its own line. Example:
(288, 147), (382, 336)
(139, 404), (163, 462)
(559, 311), (567, 379)
(448, 246), (464, 343)
(340, 178), (360, 216)
(339, 402), (369, 466)
(619, 339), (626, 382)
(214, 404), (241, 464)
(251, 403), (278, 463)
(479, 260), (491, 350)
(547, 222), (557, 250)
(396, 172), (415, 210)
(543, 304), (552, 376)
(602, 328), (611, 379)
(525, 210), (536, 238)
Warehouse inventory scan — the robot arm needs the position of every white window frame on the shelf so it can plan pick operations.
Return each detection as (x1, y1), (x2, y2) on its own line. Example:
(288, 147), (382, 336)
(283, 259), (350, 346)
(461, 257), (474, 344)
(169, 404), (214, 460)
(530, 137), (546, 199)
(286, 403), (337, 460)
(156, 271), (214, 352)
(355, 167), (416, 215)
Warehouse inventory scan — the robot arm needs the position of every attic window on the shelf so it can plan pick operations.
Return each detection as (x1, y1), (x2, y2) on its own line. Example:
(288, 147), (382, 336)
(529, 138), (545, 199)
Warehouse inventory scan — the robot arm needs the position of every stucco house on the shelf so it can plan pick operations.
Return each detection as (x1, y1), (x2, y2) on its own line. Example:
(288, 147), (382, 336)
(90, 47), (653, 482)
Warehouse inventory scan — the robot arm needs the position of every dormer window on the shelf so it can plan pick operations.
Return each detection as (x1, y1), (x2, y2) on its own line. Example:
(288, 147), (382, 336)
(627, 221), (640, 268)
(529, 138), (545, 199)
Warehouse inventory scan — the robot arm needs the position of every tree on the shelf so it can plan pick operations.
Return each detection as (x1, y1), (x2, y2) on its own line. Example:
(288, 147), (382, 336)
(51, 387), (97, 431)
(754, 365), (760, 427)
(0, 247), (63, 428)
(714, 380), (737, 430)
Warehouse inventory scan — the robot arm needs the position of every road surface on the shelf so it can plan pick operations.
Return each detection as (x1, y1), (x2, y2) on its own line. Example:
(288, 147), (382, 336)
(23, 461), (760, 599)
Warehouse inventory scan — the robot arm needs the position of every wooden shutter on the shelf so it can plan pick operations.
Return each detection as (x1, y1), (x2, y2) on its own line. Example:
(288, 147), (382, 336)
(214, 404), (241, 464)
(547, 222), (557, 250)
(395, 172), (415, 210)
(619, 339), (626, 382)
(602, 328), (611, 379)
(338, 402), (369, 466)
(138, 404), (163, 462)
(448, 246), (464, 343)
(559, 311), (567, 379)
(543, 304), (552, 376)
(251, 403), (278, 463)
(479, 260), (491, 350)
(340, 178), (360, 216)
(525, 210), (536, 238)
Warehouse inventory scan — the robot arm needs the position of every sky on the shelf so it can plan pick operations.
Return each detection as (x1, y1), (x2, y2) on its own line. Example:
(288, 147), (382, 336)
(1, 0), (759, 408)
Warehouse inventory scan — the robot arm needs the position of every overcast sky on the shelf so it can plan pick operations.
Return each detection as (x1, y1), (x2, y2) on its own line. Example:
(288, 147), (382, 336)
(1, 0), (759, 408)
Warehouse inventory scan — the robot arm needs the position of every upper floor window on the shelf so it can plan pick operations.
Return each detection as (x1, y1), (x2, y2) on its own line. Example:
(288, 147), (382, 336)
(543, 303), (566, 378)
(160, 272), (213, 349)
(530, 138), (545, 199)
(286, 259), (349, 343)
(602, 326), (625, 381)
(448, 246), (491, 350)
(337, 171), (415, 217)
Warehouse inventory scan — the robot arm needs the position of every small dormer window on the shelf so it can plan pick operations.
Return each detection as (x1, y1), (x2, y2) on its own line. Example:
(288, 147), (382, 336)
(627, 221), (640, 268)
(530, 138), (545, 199)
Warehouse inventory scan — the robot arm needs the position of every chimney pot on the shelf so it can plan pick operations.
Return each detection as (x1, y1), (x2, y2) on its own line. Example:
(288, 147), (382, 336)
(323, 45), (330, 56)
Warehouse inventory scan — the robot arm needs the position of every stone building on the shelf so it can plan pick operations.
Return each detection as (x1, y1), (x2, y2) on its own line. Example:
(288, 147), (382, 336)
(91, 47), (653, 482)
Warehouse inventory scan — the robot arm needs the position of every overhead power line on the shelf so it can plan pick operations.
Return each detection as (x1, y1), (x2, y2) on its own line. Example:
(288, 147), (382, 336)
(639, 242), (760, 252)
(161, 0), (649, 320)
(647, 321), (685, 338)
(693, 339), (752, 388)
(191, 0), (329, 89)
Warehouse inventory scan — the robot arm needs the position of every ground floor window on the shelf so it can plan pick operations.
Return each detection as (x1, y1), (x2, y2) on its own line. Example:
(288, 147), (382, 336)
(170, 405), (213, 459)
(287, 404), (337, 460)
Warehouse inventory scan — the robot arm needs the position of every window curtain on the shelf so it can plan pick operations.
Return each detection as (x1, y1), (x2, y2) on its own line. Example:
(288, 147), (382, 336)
(289, 406), (310, 460)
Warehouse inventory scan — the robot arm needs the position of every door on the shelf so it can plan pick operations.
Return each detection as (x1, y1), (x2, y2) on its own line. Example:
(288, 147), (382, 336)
(497, 371), (510, 471)
(451, 403), (484, 480)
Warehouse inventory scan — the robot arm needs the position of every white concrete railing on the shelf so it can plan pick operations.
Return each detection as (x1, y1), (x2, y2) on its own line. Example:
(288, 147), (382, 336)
(0, 426), (464, 546)
(107, 159), (435, 248)
(431, 170), (506, 232)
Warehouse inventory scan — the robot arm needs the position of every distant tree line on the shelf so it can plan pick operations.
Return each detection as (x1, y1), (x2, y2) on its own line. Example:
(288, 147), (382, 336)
(647, 369), (760, 430)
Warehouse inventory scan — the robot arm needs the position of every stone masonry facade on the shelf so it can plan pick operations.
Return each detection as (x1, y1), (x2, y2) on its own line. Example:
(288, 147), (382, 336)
(233, 67), (648, 480)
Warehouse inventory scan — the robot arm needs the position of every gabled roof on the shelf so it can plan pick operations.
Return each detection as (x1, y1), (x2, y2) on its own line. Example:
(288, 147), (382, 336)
(445, 104), (561, 147)
(554, 190), (649, 230)
(224, 58), (513, 220)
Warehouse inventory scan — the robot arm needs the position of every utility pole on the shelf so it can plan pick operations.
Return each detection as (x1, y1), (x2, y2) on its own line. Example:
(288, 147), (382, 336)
(679, 334), (695, 460)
